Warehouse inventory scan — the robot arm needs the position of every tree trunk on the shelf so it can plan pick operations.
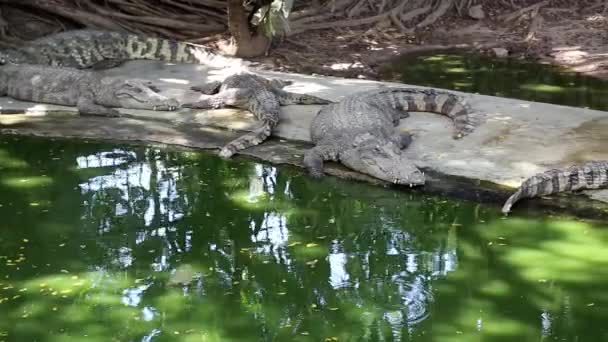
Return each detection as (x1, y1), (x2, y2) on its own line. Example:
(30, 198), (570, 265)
(220, 0), (270, 58)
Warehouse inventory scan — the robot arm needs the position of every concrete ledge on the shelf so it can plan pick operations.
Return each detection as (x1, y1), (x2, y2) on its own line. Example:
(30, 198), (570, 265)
(1, 60), (607, 217)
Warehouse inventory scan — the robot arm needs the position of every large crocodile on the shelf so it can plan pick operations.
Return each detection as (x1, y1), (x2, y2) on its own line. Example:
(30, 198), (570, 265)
(0, 29), (241, 69)
(0, 64), (179, 116)
(501, 160), (608, 214)
(182, 73), (332, 158)
(304, 87), (475, 185)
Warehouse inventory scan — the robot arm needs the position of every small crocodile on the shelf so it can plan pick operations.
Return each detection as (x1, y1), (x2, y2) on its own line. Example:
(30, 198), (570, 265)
(501, 160), (608, 214)
(0, 29), (240, 69)
(182, 73), (332, 158)
(0, 64), (179, 116)
(304, 87), (475, 185)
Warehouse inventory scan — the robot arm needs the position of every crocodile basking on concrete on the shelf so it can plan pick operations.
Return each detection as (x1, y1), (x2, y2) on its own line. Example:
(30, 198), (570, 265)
(182, 73), (333, 158)
(0, 29), (241, 69)
(0, 64), (179, 116)
(501, 160), (608, 214)
(304, 87), (475, 185)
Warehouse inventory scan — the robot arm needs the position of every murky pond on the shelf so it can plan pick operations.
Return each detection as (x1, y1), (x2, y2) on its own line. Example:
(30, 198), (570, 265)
(381, 52), (608, 111)
(0, 136), (607, 341)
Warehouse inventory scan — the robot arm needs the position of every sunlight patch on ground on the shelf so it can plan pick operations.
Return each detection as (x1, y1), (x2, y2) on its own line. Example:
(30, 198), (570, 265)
(501, 162), (544, 187)
(586, 14), (607, 22)
(328, 62), (364, 71)
(282, 81), (331, 94)
(25, 104), (53, 115)
(158, 78), (190, 85)
(551, 47), (588, 64)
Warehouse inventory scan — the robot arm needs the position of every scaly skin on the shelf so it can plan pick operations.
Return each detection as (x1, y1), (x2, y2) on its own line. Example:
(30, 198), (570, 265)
(0, 29), (239, 69)
(502, 160), (608, 214)
(304, 87), (475, 185)
(182, 73), (333, 158)
(0, 64), (179, 116)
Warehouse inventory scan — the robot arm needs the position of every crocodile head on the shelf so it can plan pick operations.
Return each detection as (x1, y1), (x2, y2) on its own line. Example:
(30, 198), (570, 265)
(340, 134), (425, 186)
(112, 79), (180, 111)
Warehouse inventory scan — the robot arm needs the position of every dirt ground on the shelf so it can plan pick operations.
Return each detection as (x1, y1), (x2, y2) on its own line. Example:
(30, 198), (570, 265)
(1, 1), (606, 82)
(250, 1), (608, 82)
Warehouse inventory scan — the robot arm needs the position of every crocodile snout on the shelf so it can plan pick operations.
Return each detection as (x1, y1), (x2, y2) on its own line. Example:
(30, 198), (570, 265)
(393, 169), (425, 186)
(152, 98), (180, 111)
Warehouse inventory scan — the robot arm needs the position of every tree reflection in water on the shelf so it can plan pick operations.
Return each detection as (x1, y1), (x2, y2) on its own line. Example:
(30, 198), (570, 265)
(0, 136), (606, 341)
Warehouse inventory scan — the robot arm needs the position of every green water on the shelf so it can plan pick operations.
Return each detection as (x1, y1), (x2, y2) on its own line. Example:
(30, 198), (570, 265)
(0, 136), (607, 342)
(381, 52), (608, 111)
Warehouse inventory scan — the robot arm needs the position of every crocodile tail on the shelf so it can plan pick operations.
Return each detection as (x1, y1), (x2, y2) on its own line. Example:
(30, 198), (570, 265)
(501, 161), (608, 214)
(382, 88), (474, 139)
(501, 169), (563, 214)
(501, 188), (523, 214)
(121, 33), (236, 68)
(218, 119), (274, 158)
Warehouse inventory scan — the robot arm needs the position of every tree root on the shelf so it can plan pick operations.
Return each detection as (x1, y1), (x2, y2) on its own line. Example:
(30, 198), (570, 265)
(0, 0), (581, 52)
(524, 5), (544, 42)
(417, 0), (453, 28)
(499, 0), (551, 22)
(288, 0), (490, 36)
(0, 0), (227, 40)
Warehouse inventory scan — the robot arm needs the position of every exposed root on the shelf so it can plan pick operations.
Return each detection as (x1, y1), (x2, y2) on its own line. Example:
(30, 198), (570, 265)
(499, 0), (550, 22)
(417, 0), (454, 28)
(0, 0), (600, 63)
(524, 5), (543, 42)
(290, 0), (478, 35)
(0, 0), (227, 40)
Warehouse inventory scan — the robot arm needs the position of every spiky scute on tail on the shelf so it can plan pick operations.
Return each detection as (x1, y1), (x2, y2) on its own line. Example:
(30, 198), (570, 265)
(501, 160), (608, 214)
(364, 88), (475, 138)
(218, 120), (274, 158)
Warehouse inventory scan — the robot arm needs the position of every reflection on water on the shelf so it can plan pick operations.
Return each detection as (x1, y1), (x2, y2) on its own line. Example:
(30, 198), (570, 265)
(380, 52), (608, 111)
(0, 136), (607, 341)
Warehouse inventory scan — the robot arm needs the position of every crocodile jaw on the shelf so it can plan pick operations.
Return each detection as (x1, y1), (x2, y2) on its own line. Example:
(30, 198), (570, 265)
(341, 144), (425, 186)
(113, 79), (179, 111)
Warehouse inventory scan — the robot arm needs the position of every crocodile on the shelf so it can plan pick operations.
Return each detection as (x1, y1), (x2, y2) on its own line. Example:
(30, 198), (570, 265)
(0, 29), (241, 69)
(304, 87), (475, 185)
(182, 73), (333, 158)
(0, 64), (179, 116)
(501, 160), (608, 214)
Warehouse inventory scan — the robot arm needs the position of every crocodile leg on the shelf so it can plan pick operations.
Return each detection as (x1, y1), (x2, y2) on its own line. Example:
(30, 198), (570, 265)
(218, 120), (273, 158)
(276, 90), (333, 105)
(395, 131), (413, 149)
(303, 144), (339, 178)
(182, 88), (252, 109)
(77, 97), (120, 117)
(190, 81), (222, 95)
